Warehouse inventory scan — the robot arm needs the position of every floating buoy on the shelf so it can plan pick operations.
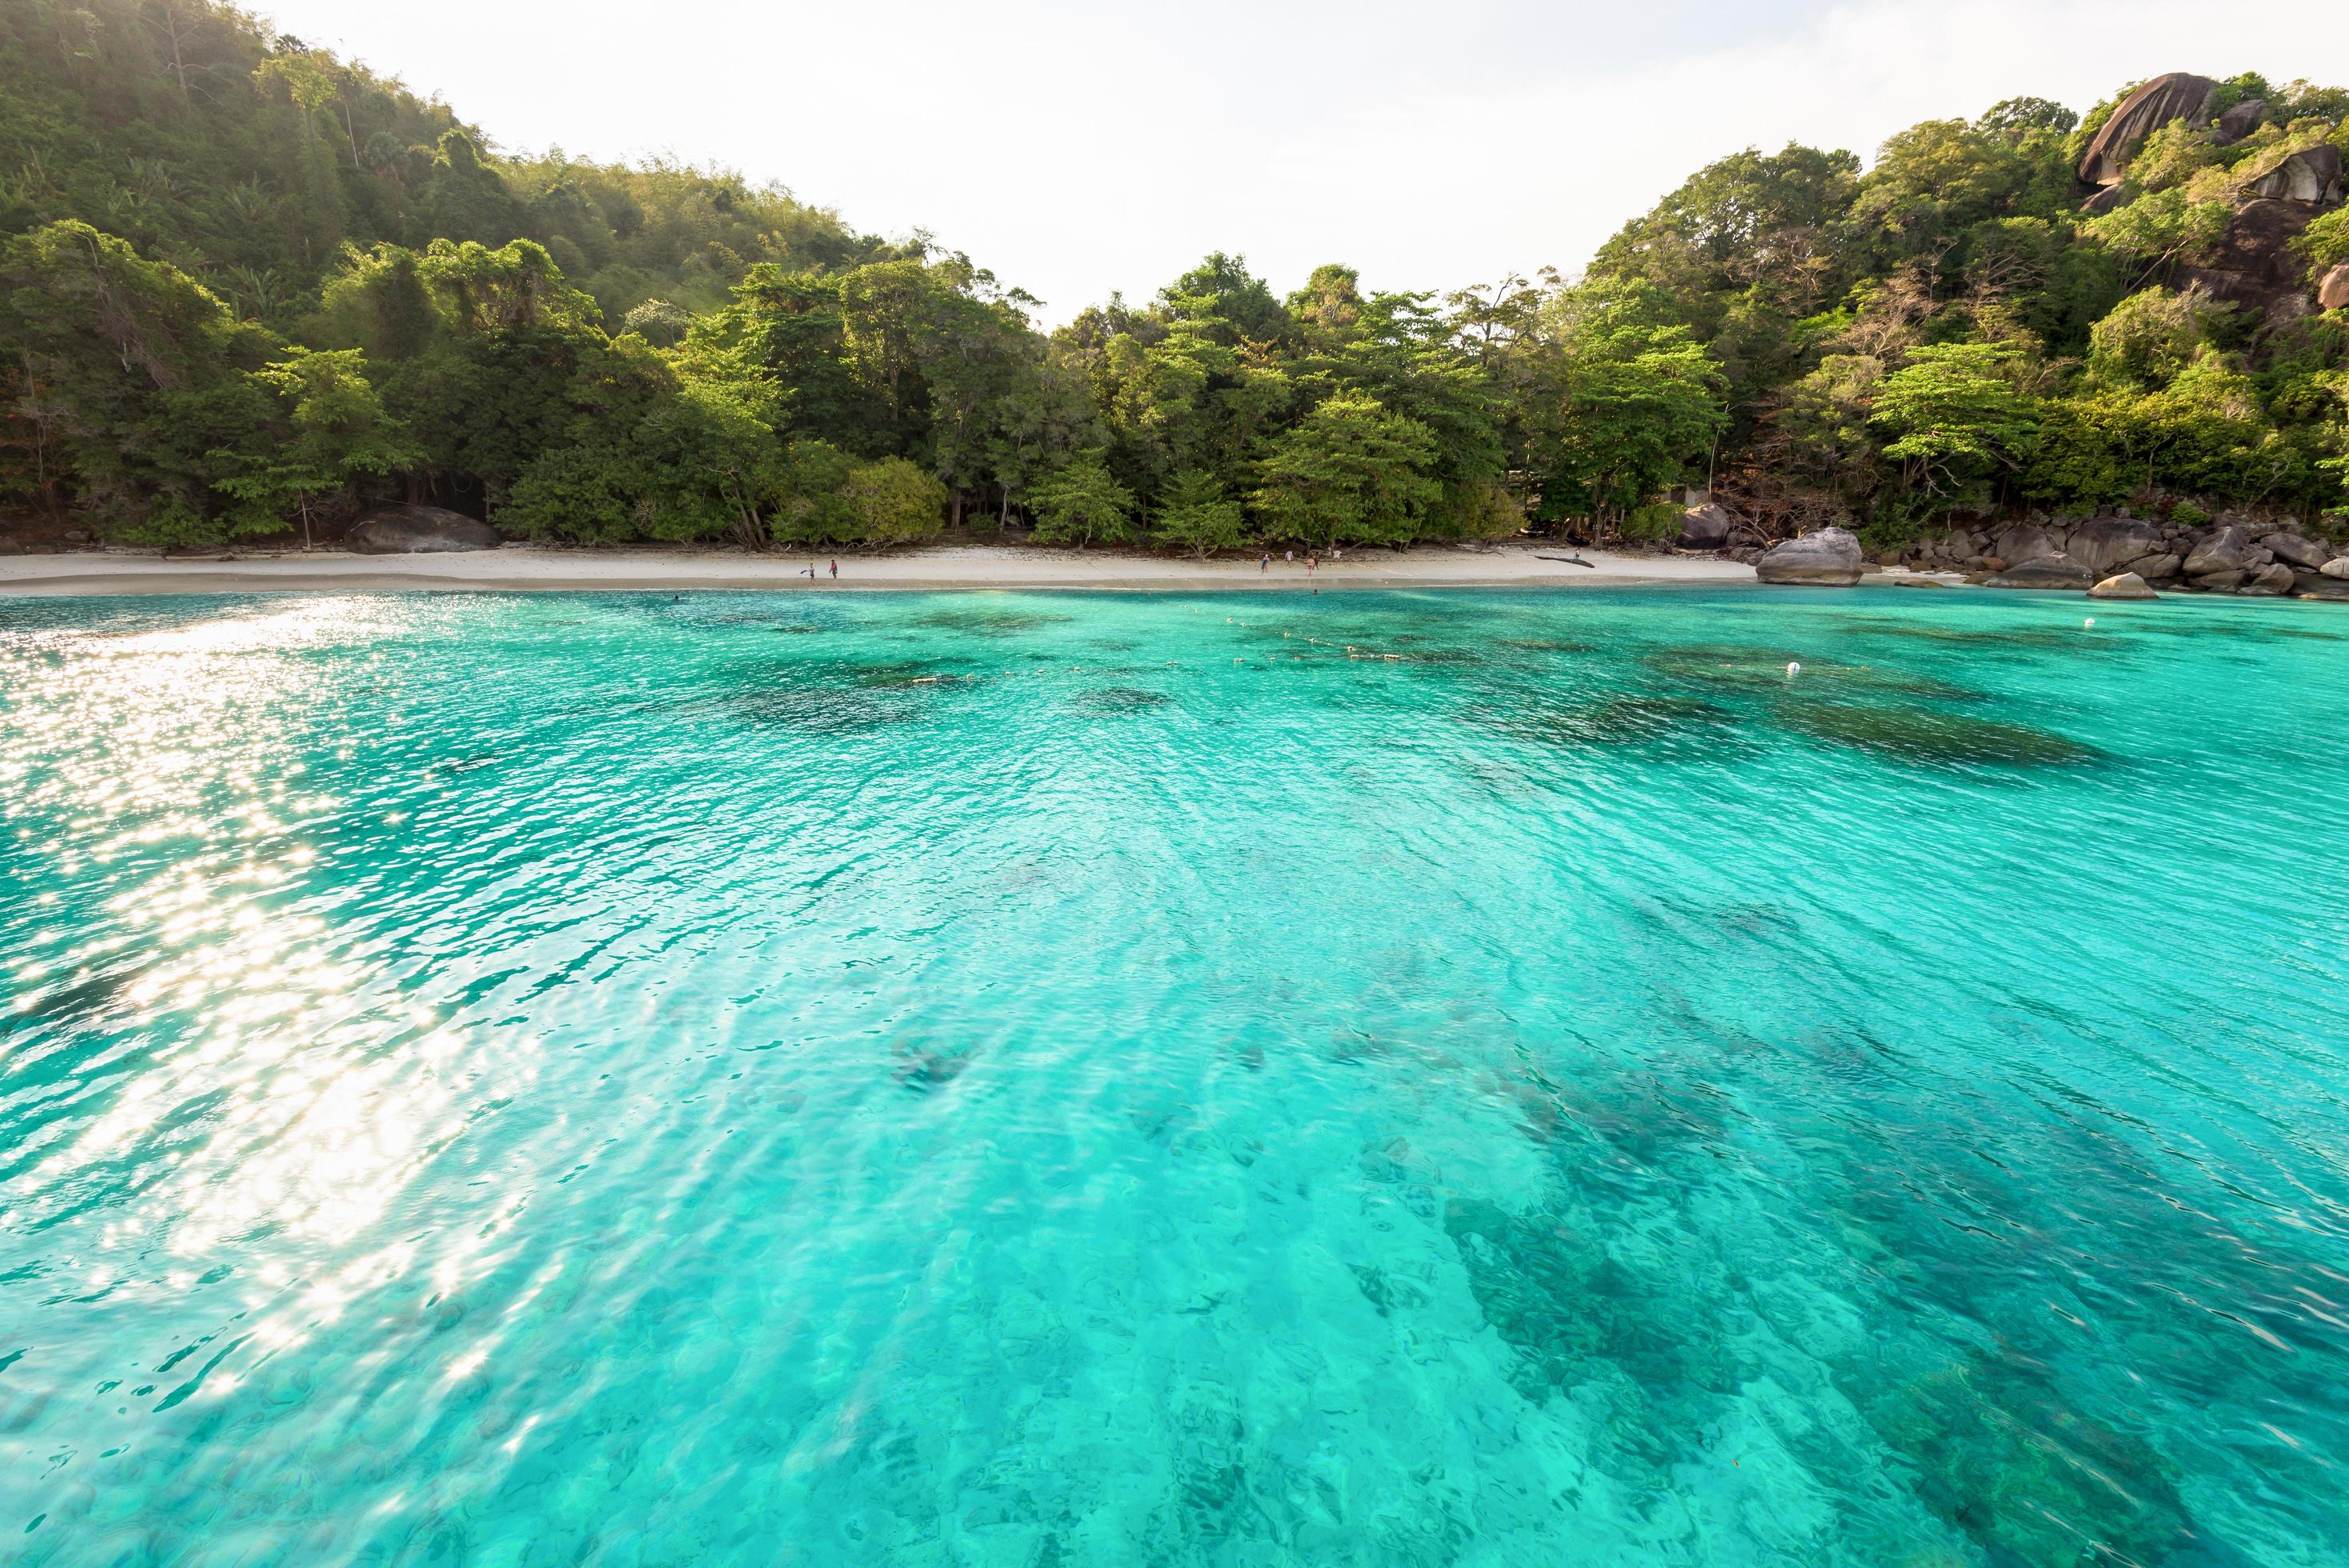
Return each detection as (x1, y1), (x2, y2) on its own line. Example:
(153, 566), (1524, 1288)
(1787, 662), (1802, 678)
(2083, 617), (2096, 629)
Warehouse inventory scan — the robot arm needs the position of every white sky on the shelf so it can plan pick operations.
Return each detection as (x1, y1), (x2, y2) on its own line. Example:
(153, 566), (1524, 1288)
(259, 0), (2349, 322)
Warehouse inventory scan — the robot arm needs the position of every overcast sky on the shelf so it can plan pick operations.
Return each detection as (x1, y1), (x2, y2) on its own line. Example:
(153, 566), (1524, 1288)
(259, 0), (2349, 322)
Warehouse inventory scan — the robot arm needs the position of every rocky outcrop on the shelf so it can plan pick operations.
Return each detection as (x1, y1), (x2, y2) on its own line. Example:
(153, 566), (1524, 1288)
(2183, 524), (2257, 579)
(2175, 199), (2323, 314)
(1677, 502), (1740, 550)
(345, 504), (503, 554)
(1872, 512), (2341, 599)
(2242, 145), (2343, 205)
(2243, 562), (2298, 596)
(2295, 570), (2349, 601)
(2321, 265), (2349, 313)
(2215, 98), (2268, 145)
(1988, 554), (2096, 590)
(2260, 533), (2335, 570)
(2077, 73), (2219, 186)
(2067, 517), (2165, 576)
(1756, 526), (1863, 585)
(1991, 522), (2061, 566)
(2089, 572), (2159, 600)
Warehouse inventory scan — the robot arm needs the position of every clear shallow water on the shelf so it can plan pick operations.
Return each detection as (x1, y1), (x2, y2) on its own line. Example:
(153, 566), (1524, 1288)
(2, 585), (2347, 1567)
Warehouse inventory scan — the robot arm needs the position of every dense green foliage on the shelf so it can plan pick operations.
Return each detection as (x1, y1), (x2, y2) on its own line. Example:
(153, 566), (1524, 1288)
(5, 5), (2347, 549)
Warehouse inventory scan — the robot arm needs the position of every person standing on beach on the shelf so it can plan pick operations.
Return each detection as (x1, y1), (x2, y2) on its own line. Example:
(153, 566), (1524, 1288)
(830, 559), (838, 580)
(1260, 554), (1270, 574)
(1284, 549), (1294, 563)
(1307, 554), (1318, 577)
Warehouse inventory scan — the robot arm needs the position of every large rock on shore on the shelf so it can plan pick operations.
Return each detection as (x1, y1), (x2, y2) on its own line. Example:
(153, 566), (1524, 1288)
(2077, 73), (2219, 186)
(346, 504), (503, 554)
(2067, 517), (2165, 576)
(2243, 563), (2298, 596)
(1755, 526), (1863, 585)
(1991, 522), (2062, 566)
(2183, 524), (2256, 579)
(2323, 558), (2349, 579)
(1989, 554), (2096, 590)
(2130, 553), (2183, 582)
(2260, 532), (2335, 570)
(1677, 502), (1740, 550)
(2089, 572), (2159, 600)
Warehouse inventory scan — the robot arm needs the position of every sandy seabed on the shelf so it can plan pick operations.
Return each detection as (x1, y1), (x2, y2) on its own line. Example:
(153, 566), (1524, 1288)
(0, 542), (1760, 596)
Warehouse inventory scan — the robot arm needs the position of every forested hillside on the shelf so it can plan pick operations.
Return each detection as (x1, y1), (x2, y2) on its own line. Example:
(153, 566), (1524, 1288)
(4, 1), (2347, 553)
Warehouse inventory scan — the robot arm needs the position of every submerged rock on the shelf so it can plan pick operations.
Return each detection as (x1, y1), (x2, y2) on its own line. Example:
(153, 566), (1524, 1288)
(1785, 703), (2098, 767)
(1756, 526), (1863, 585)
(1988, 554), (2095, 590)
(2089, 572), (2159, 600)
(346, 504), (503, 554)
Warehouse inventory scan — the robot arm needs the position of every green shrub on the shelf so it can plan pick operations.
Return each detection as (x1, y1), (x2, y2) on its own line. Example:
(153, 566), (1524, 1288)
(1622, 500), (1683, 542)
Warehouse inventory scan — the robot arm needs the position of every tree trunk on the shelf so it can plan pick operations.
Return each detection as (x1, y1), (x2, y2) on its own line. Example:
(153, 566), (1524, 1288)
(165, 7), (190, 100)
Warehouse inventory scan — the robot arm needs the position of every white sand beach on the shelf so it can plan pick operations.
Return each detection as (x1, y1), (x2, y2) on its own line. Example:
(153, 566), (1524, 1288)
(0, 542), (1762, 595)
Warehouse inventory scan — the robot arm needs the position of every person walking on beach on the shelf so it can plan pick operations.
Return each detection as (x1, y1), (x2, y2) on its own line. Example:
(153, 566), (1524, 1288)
(829, 559), (838, 580)
(1285, 549), (1294, 563)
(1307, 554), (1318, 578)
(1260, 553), (1270, 575)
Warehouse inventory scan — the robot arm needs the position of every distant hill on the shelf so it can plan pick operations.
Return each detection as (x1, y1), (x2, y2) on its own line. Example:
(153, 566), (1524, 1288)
(0, 0), (882, 326)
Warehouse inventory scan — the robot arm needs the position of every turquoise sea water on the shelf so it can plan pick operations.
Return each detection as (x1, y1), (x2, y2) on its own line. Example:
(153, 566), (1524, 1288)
(2, 585), (2347, 1566)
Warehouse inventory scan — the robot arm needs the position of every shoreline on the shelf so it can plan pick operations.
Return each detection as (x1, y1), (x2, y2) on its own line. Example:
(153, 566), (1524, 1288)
(0, 542), (1770, 597)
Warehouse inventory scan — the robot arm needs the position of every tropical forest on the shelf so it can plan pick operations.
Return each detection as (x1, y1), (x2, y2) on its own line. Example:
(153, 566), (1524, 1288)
(4, 0), (2347, 556)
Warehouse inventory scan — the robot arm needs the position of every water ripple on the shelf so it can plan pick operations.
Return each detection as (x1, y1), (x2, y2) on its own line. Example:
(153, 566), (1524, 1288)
(2, 587), (2347, 1564)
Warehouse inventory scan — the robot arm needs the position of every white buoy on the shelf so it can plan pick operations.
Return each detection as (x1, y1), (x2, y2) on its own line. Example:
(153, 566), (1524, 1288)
(2083, 617), (2096, 629)
(1787, 661), (1802, 678)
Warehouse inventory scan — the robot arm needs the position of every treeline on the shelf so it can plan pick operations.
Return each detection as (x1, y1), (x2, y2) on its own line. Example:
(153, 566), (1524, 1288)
(3, 1), (2347, 551)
